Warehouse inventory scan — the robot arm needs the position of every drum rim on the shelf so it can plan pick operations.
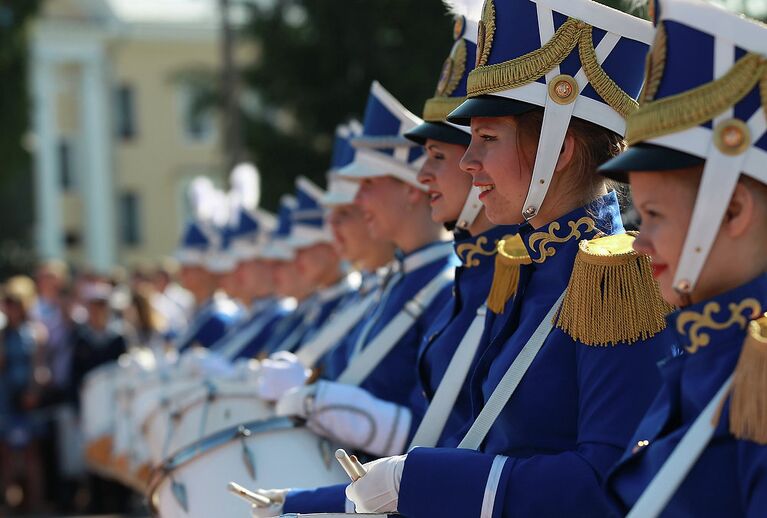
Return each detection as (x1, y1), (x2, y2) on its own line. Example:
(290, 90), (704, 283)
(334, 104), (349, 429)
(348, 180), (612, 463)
(145, 416), (298, 510)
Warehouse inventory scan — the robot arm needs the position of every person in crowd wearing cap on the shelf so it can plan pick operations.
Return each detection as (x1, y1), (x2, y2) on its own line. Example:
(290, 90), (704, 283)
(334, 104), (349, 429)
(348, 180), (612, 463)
(597, 1), (767, 515)
(0, 276), (48, 512)
(346, 1), (673, 516)
(250, 81), (457, 516)
(173, 177), (243, 352)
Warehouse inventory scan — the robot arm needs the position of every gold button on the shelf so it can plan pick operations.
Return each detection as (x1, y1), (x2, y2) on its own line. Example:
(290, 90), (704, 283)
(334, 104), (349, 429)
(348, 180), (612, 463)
(713, 118), (751, 156)
(548, 74), (578, 105)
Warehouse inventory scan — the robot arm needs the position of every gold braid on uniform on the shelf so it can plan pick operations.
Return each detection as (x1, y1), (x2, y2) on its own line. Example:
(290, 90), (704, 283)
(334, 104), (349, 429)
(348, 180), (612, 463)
(487, 234), (531, 314)
(555, 233), (673, 346)
(466, 18), (638, 118)
(722, 315), (767, 445)
(627, 52), (767, 145)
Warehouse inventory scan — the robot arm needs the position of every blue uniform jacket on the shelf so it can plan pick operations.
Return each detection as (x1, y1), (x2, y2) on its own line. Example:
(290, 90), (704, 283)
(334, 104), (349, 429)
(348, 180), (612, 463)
(176, 295), (242, 352)
(398, 192), (672, 518)
(412, 225), (517, 448)
(283, 241), (456, 514)
(606, 273), (767, 517)
(212, 297), (291, 360)
(261, 277), (355, 356)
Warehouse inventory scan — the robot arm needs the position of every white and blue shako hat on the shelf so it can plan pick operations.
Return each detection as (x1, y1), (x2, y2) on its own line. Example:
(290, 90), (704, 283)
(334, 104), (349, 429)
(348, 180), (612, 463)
(405, 0), (482, 147)
(260, 194), (298, 261)
(601, 0), (767, 295)
(405, 0), (485, 230)
(286, 176), (334, 249)
(204, 188), (240, 274)
(339, 81), (427, 191)
(176, 176), (218, 267)
(226, 162), (277, 262)
(324, 121), (364, 207)
(448, 0), (653, 220)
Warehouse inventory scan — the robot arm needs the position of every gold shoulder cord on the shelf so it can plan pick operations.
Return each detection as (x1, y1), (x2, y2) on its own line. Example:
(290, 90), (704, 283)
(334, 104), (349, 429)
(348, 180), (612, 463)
(487, 234), (531, 314)
(722, 315), (767, 445)
(555, 233), (673, 346)
(467, 18), (639, 118)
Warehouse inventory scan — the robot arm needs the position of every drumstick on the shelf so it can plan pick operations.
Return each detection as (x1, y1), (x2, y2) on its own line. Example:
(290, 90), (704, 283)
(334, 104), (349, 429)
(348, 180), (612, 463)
(349, 454), (368, 479)
(335, 449), (365, 482)
(227, 482), (272, 507)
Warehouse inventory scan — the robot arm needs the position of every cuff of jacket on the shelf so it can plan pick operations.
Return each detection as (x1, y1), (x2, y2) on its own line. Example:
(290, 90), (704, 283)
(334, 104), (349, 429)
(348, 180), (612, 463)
(283, 484), (347, 513)
(398, 447), (498, 517)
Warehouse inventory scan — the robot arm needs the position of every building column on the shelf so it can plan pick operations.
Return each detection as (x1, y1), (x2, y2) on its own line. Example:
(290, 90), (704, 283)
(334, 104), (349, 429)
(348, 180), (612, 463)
(31, 59), (64, 260)
(80, 51), (116, 272)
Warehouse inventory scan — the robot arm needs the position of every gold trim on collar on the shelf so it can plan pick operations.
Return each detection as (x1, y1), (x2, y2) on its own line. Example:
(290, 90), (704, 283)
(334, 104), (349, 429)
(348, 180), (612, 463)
(527, 216), (596, 263)
(456, 235), (497, 267)
(675, 298), (762, 354)
(467, 18), (639, 118)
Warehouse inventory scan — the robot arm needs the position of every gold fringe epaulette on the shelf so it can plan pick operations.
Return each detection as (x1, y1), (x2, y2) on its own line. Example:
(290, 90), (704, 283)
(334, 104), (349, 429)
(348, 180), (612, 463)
(487, 234), (531, 314)
(725, 315), (767, 445)
(555, 233), (673, 346)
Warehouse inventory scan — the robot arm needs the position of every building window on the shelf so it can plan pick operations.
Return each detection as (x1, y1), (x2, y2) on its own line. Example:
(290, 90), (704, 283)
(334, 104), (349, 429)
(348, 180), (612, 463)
(58, 138), (76, 191)
(115, 84), (137, 140)
(119, 192), (142, 246)
(177, 83), (215, 144)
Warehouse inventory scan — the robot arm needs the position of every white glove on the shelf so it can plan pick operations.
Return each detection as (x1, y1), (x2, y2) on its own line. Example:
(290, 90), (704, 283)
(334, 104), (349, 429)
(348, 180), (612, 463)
(275, 384), (316, 418)
(256, 352), (311, 402)
(249, 488), (286, 518)
(346, 455), (406, 513)
(277, 381), (411, 457)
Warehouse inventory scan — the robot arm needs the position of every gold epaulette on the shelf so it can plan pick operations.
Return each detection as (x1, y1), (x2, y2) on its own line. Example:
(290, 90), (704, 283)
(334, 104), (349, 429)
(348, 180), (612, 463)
(555, 233), (673, 346)
(487, 234), (531, 314)
(726, 315), (767, 445)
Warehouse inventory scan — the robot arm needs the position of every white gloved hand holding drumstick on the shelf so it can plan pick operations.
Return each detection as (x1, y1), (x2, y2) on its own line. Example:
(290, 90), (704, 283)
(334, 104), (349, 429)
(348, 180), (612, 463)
(344, 453), (407, 513)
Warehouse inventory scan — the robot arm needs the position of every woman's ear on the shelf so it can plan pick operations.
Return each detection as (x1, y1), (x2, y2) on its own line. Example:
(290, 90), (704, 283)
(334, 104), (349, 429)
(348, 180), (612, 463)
(554, 133), (577, 174)
(723, 180), (756, 239)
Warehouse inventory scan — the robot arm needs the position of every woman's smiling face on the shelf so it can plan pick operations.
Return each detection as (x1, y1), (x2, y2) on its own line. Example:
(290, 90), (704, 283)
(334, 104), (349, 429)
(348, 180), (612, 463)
(461, 116), (532, 225)
(417, 138), (472, 224)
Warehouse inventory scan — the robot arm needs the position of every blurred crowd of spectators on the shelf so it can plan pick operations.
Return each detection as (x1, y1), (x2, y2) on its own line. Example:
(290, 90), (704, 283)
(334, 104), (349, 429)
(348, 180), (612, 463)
(0, 258), (194, 515)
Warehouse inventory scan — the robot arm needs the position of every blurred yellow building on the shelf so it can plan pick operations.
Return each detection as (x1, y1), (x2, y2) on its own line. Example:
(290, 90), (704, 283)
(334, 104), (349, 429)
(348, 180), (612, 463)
(30, 0), (243, 273)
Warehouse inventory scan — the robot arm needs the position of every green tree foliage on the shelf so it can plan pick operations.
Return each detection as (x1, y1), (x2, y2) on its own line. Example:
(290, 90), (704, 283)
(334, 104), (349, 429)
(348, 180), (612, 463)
(241, 0), (453, 209)
(0, 1), (41, 275)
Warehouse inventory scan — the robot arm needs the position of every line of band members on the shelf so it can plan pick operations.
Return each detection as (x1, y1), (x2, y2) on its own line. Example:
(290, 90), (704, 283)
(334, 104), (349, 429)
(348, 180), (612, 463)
(165, 0), (767, 515)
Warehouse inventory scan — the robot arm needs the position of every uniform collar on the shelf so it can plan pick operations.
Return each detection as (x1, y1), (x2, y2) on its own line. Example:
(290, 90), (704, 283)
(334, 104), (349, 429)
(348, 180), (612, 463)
(667, 273), (767, 355)
(520, 191), (623, 265)
(394, 240), (453, 274)
(454, 225), (518, 269)
(250, 296), (275, 314)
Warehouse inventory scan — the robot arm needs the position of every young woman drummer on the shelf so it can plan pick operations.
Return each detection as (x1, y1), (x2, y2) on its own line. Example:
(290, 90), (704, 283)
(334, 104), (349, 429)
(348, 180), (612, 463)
(347, 0), (674, 516)
(598, 0), (767, 515)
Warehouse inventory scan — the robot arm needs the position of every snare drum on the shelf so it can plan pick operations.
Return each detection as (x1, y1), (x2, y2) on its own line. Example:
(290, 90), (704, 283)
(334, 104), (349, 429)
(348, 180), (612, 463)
(142, 378), (273, 465)
(148, 418), (349, 518)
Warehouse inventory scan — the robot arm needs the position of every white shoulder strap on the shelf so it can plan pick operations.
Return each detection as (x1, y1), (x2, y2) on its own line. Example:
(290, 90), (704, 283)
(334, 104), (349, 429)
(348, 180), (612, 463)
(337, 268), (455, 387)
(216, 311), (275, 360)
(458, 290), (566, 450)
(295, 291), (379, 368)
(409, 305), (488, 449)
(627, 375), (734, 518)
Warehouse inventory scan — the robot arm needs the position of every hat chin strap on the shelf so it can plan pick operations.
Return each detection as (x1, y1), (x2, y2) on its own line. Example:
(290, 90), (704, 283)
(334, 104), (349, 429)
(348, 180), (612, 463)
(455, 186), (483, 230)
(521, 92), (577, 221)
(672, 147), (748, 296)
